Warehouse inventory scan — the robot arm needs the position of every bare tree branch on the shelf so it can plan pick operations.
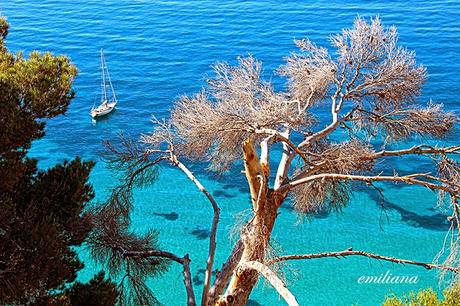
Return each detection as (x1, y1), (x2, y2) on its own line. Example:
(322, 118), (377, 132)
(297, 92), (344, 148)
(169, 156), (221, 306)
(280, 172), (460, 195)
(274, 128), (294, 190)
(368, 145), (460, 160)
(208, 240), (244, 305)
(289, 144), (460, 190)
(260, 134), (274, 177)
(243, 137), (265, 209)
(141, 121), (223, 305)
(238, 261), (300, 306)
(254, 128), (310, 165)
(121, 249), (197, 306)
(266, 249), (460, 274)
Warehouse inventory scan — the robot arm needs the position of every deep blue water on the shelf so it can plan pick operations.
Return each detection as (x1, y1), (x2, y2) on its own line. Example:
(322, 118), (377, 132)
(2, 1), (460, 305)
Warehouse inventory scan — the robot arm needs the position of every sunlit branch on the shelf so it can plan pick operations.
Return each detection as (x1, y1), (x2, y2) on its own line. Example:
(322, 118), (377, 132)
(274, 128), (295, 190)
(280, 173), (459, 195)
(291, 145), (460, 184)
(253, 128), (309, 165)
(238, 261), (299, 306)
(297, 89), (345, 148)
(368, 145), (460, 160)
(260, 134), (274, 177)
(266, 249), (460, 274)
(167, 154), (220, 306)
(208, 240), (244, 304)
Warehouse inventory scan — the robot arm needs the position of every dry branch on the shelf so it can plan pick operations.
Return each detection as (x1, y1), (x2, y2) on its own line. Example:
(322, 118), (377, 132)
(243, 138), (265, 209)
(266, 249), (460, 274)
(368, 145), (460, 160)
(281, 173), (460, 195)
(121, 249), (197, 306)
(208, 240), (244, 305)
(238, 261), (300, 306)
(169, 156), (221, 306)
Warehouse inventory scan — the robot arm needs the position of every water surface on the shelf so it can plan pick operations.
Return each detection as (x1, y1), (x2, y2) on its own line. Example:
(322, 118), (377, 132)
(2, 1), (460, 305)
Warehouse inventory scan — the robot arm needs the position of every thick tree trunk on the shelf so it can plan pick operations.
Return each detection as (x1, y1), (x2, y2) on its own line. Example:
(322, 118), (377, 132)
(218, 192), (281, 305)
(214, 138), (285, 305)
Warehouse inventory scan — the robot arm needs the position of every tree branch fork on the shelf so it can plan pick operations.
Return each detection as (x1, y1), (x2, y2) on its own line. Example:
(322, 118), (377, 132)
(100, 18), (460, 303)
(135, 125), (460, 305)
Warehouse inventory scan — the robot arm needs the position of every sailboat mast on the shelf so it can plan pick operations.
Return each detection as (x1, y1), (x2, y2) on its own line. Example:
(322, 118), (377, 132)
(104, 53), (117, 103)
(101, 49), (108, 103)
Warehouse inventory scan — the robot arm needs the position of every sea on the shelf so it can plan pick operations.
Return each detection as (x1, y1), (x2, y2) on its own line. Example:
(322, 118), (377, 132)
(1, 1), (460, 305)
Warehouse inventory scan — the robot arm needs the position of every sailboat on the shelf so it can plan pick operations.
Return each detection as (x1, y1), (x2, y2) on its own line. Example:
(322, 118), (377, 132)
(90, 49), (117, 119)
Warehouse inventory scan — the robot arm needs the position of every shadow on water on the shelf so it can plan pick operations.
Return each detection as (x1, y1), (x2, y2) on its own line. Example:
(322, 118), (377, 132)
(365, 188), (449, 231)
(196, 268), (216, 275)
(247, 300), (263, 306)
(213, 189), (237, 199)
(189, 227), (211, 240)
(279, 199), (336, 220)
(192, 269), (216, 286)
(152, 211), (179, 221)
(279, 201), (294, 212)
(278, 181), (450, 230)
(192, 274), (203, 286)
(198, 163), (249, 193)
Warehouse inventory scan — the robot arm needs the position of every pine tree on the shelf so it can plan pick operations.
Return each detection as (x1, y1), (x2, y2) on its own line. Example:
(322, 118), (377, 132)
(0, 17), (118, 305)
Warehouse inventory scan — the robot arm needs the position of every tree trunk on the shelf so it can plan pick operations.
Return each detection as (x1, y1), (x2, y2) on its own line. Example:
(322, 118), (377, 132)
(214, 138), (285, 305)
(219, 192), (281, 305)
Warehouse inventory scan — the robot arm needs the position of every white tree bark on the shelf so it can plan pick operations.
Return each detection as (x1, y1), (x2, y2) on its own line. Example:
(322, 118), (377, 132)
(171, 156), (220, 306)
(238, 261), (299, 306)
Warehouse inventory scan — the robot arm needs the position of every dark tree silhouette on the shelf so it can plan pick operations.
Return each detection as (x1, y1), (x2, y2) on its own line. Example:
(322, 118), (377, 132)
(0, 17), (121, 305)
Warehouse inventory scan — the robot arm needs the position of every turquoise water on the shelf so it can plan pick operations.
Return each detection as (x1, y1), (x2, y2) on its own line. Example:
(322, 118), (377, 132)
(2, 1), (460, 305)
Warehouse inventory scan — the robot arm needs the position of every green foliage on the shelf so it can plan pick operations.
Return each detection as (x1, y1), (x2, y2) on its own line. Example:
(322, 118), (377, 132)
(31, 272), (119, 306)
(66, 271), (119, 306)
(0, 17), (118, 305)
(382, 282), (460, 306)
(0, 158), (95, 303)
(0, 17), (8, 40)
(0, 18), (77, 191)
(88, 184), (170, 305)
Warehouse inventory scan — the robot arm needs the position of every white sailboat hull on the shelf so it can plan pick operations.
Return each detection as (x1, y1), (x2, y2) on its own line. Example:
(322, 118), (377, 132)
(91, 102), (117, 118)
